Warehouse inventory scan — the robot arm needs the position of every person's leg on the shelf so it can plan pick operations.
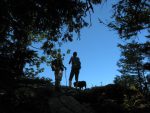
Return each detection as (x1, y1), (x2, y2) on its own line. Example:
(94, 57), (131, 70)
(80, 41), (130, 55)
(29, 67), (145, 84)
(55, 71), (60, 91)
(74, 69), (79, 89)
(75, 69), (79, 82)
(58, 70), (63, 86)
(69, 68), (74, 87)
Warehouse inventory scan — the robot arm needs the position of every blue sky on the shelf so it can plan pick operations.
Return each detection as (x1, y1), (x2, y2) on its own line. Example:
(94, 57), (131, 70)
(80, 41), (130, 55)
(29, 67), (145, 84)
(38, 1), (148, 88)
(38, 1), (122, 88)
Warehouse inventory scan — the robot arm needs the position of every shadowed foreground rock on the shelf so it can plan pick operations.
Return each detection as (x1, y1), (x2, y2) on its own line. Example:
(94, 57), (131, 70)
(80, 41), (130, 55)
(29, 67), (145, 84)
(1, 81), (150, 113)
(49, 94), (94, 113)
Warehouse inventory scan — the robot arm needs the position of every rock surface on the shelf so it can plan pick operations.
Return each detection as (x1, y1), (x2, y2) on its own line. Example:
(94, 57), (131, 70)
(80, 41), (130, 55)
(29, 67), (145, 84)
(48, 92), (94, 113)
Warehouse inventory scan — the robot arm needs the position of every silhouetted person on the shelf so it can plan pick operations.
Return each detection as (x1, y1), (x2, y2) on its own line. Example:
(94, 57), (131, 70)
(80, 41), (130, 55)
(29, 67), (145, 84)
(51, 53), (66, 91)
(69, 52), (81, 87)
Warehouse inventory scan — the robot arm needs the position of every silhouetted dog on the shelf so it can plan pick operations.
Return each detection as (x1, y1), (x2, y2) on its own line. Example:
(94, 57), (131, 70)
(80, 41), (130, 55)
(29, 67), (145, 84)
(74, 81), (86, 90)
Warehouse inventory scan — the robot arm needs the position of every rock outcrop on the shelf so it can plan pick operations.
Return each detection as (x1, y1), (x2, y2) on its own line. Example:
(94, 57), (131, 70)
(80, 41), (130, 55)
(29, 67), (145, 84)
(49, 92), (94, 113)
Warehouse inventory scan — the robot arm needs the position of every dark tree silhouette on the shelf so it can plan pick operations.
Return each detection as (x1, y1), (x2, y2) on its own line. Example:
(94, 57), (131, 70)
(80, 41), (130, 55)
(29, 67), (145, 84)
(0, 0), (102, 78)
(117, 42), (149, 93)
(108, 0), (150, 93)
(114, 75), (140, 90)
(109, 0), (150, 38)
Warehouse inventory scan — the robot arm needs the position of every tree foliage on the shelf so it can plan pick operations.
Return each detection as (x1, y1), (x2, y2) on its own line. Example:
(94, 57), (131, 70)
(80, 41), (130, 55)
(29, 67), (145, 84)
(109, 0), (150, 39)
(0, 0), (102, 77)
(109, 0), (150, 93)
(114, 75), (140, 90)
(117, 42), (144, 75)
(116, 42), (150, 93)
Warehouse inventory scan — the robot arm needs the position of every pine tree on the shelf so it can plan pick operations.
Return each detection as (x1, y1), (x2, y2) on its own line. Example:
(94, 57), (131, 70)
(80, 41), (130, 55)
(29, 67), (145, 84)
(117, 42), (146, 92)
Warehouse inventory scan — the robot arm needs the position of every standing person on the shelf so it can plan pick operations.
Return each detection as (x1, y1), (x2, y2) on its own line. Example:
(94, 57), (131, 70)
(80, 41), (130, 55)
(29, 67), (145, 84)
(51, 53), (66, 91)
(69, 52), (81, 87)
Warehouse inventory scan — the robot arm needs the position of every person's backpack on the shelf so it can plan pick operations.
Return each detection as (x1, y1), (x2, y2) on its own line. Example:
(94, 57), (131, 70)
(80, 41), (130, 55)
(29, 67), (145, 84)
(51, 59), (64, 71)
(51, 60), (56, 71)
(72, 57), (81, 69)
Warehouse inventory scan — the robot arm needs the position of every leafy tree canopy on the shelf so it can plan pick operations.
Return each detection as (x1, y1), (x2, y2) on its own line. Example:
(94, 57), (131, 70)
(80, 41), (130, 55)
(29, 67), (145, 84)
(109, 0), (150, 39)
(117, 42), (150, 93)
(0, 0), (103, 77)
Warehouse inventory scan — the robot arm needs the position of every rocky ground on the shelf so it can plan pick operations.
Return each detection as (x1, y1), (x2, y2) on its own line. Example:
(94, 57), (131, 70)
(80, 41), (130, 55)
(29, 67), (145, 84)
(0, 78), (150, 113)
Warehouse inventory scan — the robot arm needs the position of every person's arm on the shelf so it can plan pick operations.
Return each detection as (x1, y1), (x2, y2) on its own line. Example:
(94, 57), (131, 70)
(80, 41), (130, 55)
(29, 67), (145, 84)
(63, 64), (67, 70)
(60, 59), (66, 70)
(61, 60), (67, 70)
(69, 57), (72, 64)
(78, 57), (81, 64)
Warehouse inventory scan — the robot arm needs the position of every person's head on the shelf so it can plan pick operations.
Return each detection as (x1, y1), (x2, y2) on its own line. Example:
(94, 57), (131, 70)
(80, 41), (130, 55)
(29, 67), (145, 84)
(57, 53), (61, 59)
(73, 52), (77, 57)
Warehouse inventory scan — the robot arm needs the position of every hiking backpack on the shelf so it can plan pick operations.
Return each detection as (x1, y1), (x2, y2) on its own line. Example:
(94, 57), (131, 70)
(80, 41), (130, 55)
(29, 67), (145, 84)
(51, 60), (56, 71)
(72, 57), (81, 69)
(51, 59), (64, 71)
